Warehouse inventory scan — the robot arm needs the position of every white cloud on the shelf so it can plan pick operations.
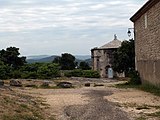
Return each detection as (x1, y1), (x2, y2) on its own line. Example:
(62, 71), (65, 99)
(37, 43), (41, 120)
(0, 0), (147, 55)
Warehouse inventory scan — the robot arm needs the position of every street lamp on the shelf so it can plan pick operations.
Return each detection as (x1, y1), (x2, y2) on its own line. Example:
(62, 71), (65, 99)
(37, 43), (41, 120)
(127, 28), (134, 37)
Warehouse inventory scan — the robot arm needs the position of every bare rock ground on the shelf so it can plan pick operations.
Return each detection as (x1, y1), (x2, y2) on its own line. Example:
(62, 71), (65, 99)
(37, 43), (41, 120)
(8, 78), (160, 120)
(63, 89), (130, 120)
(29, 87), (131, 120)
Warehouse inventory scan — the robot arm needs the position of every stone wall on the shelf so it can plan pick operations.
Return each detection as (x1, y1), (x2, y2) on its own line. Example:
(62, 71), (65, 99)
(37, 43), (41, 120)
(134, 1), (160, 87)
(91, 48), (116, 78)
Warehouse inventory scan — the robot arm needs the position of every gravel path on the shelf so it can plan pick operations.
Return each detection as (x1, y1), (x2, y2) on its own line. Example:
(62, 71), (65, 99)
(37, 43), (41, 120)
(63, 89), (131, 120)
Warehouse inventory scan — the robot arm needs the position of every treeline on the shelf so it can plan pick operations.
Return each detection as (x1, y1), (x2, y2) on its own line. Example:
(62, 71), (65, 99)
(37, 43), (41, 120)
(0, 47), (99, 79)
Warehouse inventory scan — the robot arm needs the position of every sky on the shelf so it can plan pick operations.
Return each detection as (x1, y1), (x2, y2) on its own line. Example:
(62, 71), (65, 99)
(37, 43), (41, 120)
(0, 0), (147, 56)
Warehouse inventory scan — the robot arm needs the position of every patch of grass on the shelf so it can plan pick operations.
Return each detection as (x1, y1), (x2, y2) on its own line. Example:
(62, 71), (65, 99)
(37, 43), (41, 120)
(3, 97), (11, 103)
(15, 104), (28, 113)
(138, 84), (160, 96)
(115, 82), (140, 89)
(48, 115), (56, 120)
(115, 82), (160, 96)
(2, 114), (40, 120)
(93, 83), (104, 87)
(25, 84), (38, 88)
(147, 111), (160, 117)
(0, 88), (49, 120)
(39, 85), (74, 89)
(136, 116), (146, 120)
(31, 109), (44, 120)
(39, 85), (60, 89)
(121, 103), (156, 110)
(20, 104), (28, 109)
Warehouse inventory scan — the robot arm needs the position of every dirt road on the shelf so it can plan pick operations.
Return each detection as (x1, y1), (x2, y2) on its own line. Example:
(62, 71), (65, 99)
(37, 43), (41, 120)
(22, 79), (160, 120)
(30, 87), (130, 120)
(64, 89), (130, 120)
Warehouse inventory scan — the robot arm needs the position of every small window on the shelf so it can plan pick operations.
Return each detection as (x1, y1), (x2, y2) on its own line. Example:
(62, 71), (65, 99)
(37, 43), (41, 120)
(144, 13), (148, 29)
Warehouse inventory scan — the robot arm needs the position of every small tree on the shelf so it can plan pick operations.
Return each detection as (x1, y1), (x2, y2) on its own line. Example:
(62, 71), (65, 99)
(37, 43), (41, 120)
(0, 61), (11, 79)
(53, 53), (76, 70)
(0, 47), (26, 69)
(113, 39), (135, 75)
(52, 56), (61, 64)
(37, 63), (60, 79)
(79, 61), (91, 70)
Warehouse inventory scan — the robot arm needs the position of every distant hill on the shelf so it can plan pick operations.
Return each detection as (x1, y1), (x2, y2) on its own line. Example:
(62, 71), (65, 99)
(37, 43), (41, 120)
(75, 55), (91, 60)
(27, 55), (50, 60)
(26, 55), (91, 65)
(84, 58), (92, 66)
(27, 55), (58, 63)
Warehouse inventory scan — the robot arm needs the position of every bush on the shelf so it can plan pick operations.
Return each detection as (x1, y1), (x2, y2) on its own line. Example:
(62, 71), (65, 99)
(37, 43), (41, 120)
(37, 63), (60, 79)
(79, 61), (91, 70)
(84, 83), (90, 87)
(64, 70), (100, 78)
(64, 69), (83, 77)
(22, 72), (38, 79)
(128, 70), (141, 85)
(20, 63), (61, 79)
(138, 83), (160, 96)
(82, 70), (100, 78)
(11, 70), (22, 79)
(64, 71), (72, 77)
(0, 62), (11, 79)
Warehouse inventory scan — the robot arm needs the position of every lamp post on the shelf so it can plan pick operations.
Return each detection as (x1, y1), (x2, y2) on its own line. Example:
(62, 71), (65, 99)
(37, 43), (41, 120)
(127, 28), (134, 37)
(127, 27), (137, 70)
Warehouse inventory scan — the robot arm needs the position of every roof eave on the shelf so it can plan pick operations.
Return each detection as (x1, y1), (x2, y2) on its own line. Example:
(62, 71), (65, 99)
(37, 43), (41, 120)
(130, 0), (159, 22)
(91, 48), (118, 51)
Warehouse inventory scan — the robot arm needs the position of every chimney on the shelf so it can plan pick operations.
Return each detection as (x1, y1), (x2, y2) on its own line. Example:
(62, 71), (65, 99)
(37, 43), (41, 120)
(114, 34), (117, 40)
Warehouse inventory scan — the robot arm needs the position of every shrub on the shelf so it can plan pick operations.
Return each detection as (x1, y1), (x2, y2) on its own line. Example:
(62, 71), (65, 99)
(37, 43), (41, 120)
(40, 81), (50, 88)
(139, 83), (160, 96)
(79, 61), (91, 70)
(0, 62), (11, 79)
(25, 84), (37, 88)
(64, 69), (83, 77)
(22, 72), (38, 79)
(93, 83), (104, 87)
(37, 63), (60, 79)
(20, 63), (61, 79)
(64, 70), (100, 78)
(82, 70), (100, 78)
(128, 70), (141, 85)
(84, 83), (90, 87)
(64, 71), (72, 77)
(11, 70), (22, 79)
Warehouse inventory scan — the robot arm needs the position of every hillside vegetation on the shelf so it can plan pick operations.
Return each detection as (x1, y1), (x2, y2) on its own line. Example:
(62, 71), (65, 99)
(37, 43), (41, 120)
(0, 47), (98, 80)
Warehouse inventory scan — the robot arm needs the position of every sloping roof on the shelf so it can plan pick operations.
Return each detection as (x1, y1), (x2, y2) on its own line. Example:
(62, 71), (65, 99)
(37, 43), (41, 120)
(99, 39), (121, 49)
(99, 35), (121, 49)
(130, 0), (159, 22)
(91, 35), (122, 51)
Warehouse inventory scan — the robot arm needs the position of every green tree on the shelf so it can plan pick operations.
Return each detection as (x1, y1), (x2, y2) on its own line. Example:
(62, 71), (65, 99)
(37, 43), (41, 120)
(0, 61), (11, 79)
(37, 63), (60, 79)
(53, 53), (76, 70)
(61, 53), (76, 70)
(52, 56), (61, 64)
(112, 39), (135, 74)
(0, 47), (26, 69)
(20, 63), (61, 79)
(79, 61), (91, 70)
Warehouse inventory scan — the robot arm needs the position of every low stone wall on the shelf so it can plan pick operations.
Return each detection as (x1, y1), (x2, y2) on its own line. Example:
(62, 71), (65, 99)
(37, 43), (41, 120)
(137, 60), (160, 87)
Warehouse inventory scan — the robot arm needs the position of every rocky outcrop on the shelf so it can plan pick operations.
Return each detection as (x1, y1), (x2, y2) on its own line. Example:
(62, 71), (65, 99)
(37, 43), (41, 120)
(10, 80), (22, 87)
